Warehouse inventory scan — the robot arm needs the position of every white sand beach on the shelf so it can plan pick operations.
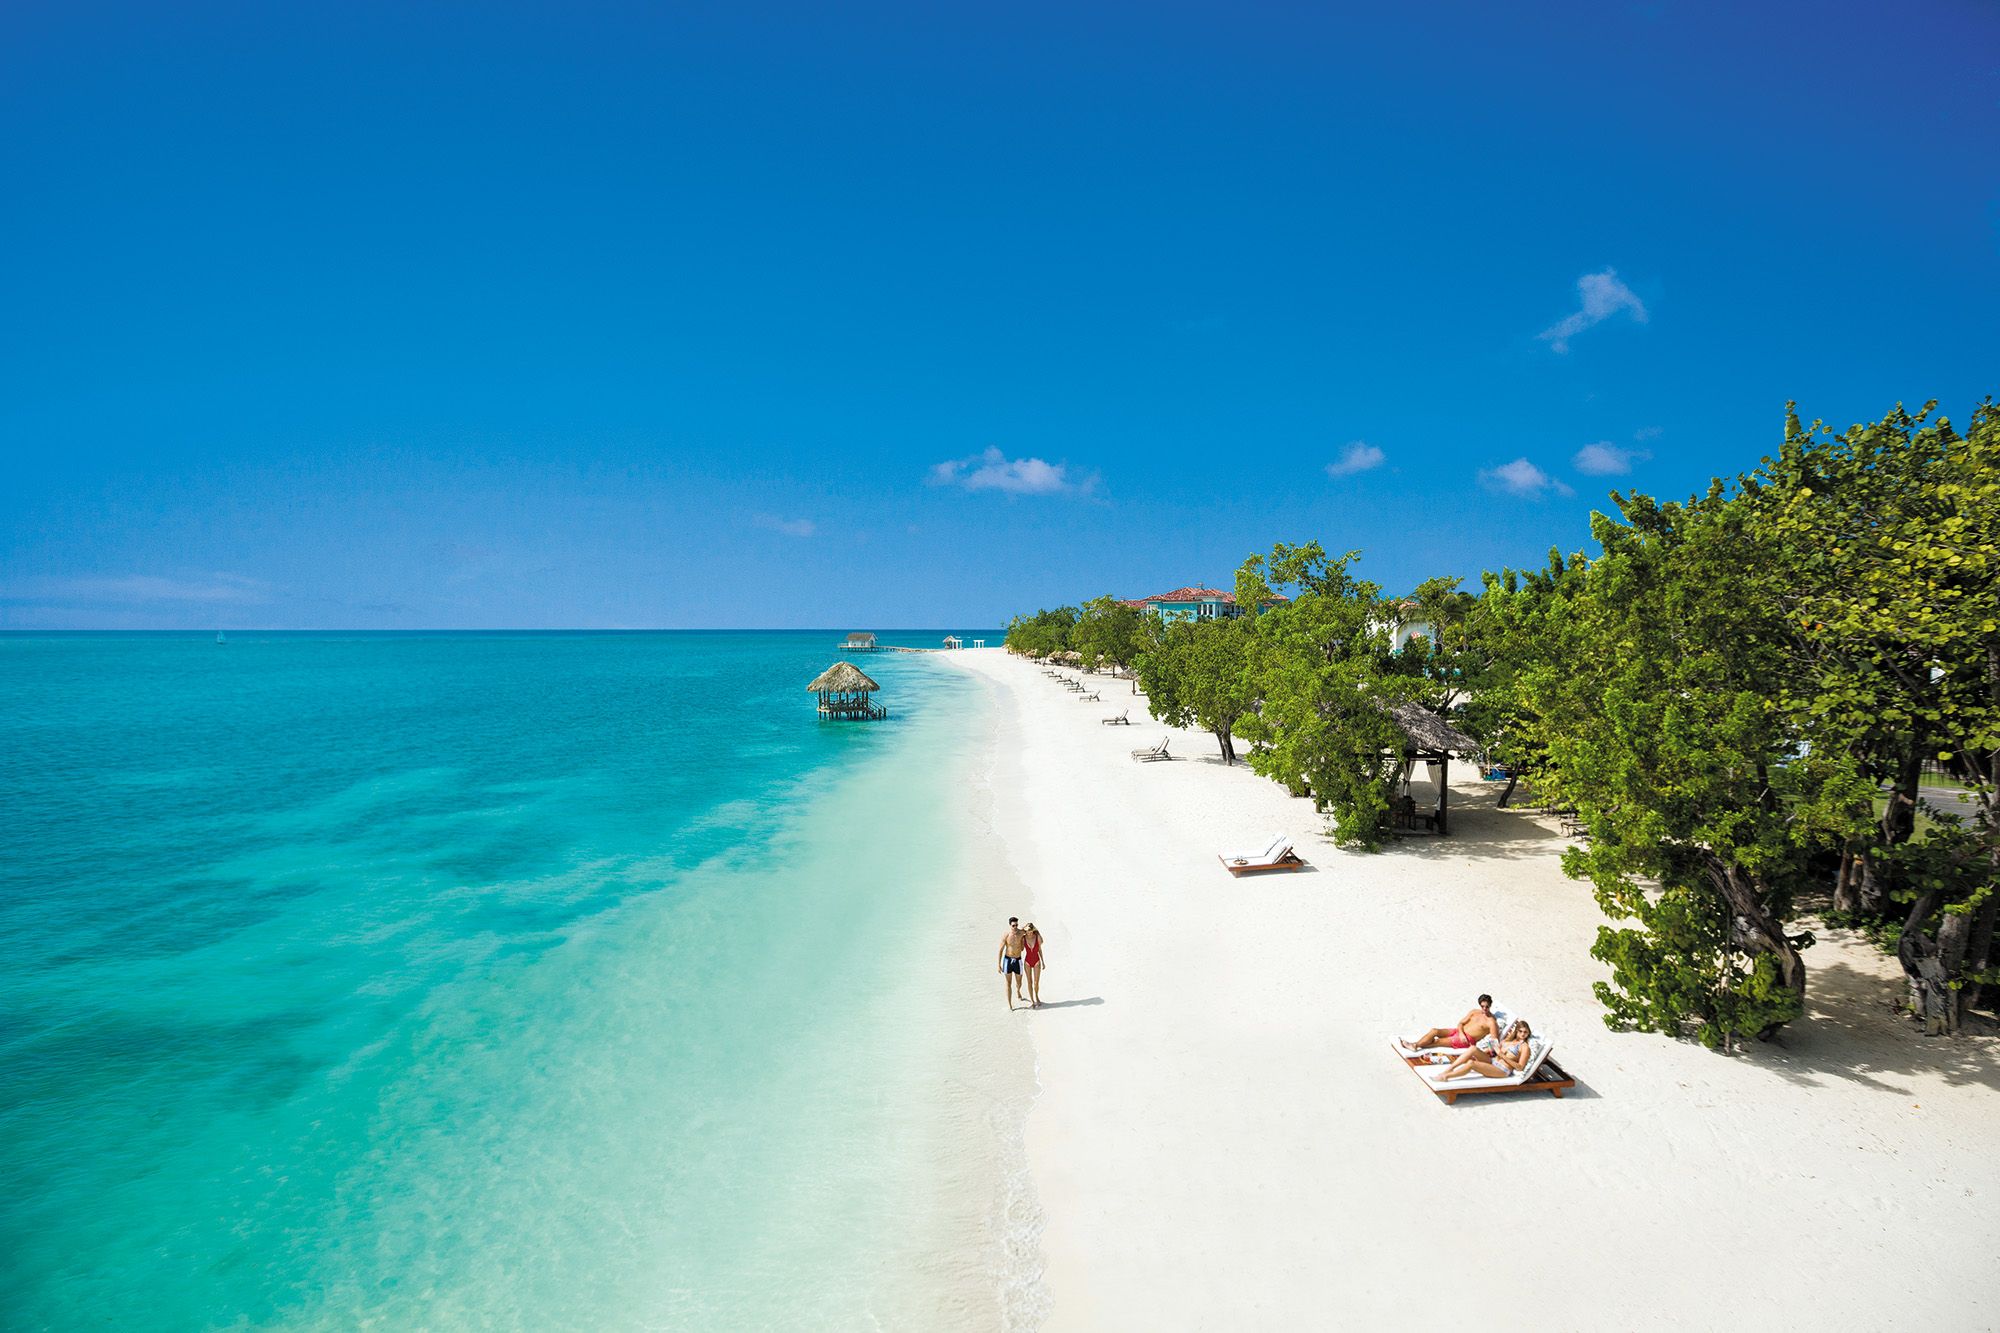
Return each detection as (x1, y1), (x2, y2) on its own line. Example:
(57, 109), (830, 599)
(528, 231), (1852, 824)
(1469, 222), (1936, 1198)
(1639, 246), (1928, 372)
(947, 649), (2000, 1331)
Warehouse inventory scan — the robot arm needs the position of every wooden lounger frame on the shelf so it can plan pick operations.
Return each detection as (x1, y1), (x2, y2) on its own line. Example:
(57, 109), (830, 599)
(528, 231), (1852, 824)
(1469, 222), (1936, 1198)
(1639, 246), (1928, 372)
(1218, 849), (1307, 877)
(1398, 1050), (1576, 1105)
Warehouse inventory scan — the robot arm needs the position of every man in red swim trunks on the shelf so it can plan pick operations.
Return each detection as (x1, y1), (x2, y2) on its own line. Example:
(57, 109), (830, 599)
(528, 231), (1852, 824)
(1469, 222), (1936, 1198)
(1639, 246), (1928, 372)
(1408, 994), (1497, 1051)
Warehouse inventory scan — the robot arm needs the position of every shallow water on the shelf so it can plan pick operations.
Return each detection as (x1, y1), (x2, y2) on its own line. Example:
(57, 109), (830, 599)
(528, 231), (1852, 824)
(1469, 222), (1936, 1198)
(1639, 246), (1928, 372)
(0, 631), (1024, 1328)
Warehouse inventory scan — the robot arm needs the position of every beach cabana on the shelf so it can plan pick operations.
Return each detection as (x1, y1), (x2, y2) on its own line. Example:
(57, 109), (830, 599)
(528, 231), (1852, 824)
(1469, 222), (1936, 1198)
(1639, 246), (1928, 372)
(808, 661), (887, 721)
(840, 631), (879, 652)
(943, 635), (964, 650)
(1381, 702), (1478, 835)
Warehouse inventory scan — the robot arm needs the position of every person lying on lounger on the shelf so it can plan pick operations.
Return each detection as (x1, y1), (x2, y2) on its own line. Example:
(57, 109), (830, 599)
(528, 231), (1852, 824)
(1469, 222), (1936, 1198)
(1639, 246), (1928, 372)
(1407, 994), (1496, 1050)
(1437, 1020), (1534, 1082)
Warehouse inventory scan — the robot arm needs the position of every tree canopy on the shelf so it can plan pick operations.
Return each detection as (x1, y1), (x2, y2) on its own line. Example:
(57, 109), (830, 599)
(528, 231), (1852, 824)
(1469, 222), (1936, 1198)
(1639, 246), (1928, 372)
(1002, 395), (1999, 1046)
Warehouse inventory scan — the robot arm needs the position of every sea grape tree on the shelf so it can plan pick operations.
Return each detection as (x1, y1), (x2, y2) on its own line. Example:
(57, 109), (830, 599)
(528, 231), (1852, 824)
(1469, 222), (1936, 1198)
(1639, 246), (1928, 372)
(1532, 486), (1818, 1049)
(1760, 401), (2000, 1030)
(1232, 544), (1408, 849)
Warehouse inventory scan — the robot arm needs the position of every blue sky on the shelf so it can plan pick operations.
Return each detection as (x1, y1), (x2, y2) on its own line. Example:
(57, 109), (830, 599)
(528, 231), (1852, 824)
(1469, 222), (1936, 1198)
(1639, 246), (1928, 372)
(3, 1), (1996, 629)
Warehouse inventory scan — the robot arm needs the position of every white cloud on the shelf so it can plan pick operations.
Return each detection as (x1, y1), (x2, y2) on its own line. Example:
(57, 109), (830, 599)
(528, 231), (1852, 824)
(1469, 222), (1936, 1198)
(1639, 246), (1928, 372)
(1539, 268), (1649, 353)
(1573, 442), (1651, 475)
(753, 514), (816, 538)
(928, 446), (1087, 496)
(1325, 441), (1386, 478)
(1479, 458), (1574, 498)
(0, 573), (269, 604)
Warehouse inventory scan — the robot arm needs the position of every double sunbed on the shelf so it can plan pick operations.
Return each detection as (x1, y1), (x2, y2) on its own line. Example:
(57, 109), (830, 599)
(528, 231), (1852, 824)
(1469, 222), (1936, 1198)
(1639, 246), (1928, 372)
(1390, 1021), (1576, 1105)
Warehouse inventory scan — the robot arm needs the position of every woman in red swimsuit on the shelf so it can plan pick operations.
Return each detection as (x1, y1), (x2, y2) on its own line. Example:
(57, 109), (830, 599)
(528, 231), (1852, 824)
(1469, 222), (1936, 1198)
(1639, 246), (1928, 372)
(1022, 923), (1046, 1009)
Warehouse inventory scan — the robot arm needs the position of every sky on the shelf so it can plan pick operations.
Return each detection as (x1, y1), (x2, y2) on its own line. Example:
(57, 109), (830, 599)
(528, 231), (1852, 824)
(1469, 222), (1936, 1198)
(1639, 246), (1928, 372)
(3, 0), (1997, 629)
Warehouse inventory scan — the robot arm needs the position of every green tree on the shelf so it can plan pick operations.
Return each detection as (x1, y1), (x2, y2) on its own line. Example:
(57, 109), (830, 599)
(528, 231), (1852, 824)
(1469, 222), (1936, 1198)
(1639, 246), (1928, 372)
(1762, 400), (2000, 1031)
(1387, 576), (1483, 713)
(1136, 615), (1256, 764)
(1003, 606), (1078, 659)
(1533, 486), (1817, 1049)
(1459, 550), (1579, 787)
(1072, 595), (1149, 690)
(1232, 544), (1408, 848)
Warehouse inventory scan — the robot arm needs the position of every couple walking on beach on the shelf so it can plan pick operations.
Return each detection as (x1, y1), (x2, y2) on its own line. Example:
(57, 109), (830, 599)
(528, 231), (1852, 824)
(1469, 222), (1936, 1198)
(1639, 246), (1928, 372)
(997, 916), (1046, 1010)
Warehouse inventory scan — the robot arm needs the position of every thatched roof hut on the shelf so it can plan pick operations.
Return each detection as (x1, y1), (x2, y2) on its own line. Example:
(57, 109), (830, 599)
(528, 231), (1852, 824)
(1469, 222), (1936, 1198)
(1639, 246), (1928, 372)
(808, 661), (886, 720)
(1381, 701), (1476, 755)
(1377, 701), (1478, 834)
(808, 661), (880, 694)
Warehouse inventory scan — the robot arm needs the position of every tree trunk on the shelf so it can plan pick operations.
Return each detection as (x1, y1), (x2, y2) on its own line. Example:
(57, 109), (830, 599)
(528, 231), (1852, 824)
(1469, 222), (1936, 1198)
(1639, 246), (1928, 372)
(1898, 889), (1956, 1035)
(1965, 891), (1998, 1017)
(1213, 728), (1236, 765)
(1860, 745), (1923, 913)
(1710, 860), (1807, 1034)
(1832, 843), (1865, 915)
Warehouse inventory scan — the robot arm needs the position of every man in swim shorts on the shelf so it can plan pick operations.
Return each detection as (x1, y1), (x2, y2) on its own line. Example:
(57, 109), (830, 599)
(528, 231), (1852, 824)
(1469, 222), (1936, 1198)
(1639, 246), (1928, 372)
(1407, 994), (1497, 1050)
(998, 916), (1028, 1011)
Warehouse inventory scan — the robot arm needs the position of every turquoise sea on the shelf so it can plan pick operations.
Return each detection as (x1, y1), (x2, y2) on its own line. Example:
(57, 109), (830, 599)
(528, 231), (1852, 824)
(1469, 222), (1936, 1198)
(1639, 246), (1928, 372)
(0, 632), (1027, 1329)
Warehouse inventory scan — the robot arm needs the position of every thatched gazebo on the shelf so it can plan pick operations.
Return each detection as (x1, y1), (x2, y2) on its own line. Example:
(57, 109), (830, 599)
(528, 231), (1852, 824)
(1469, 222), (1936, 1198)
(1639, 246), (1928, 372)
(1380, 701), (1478, 834)
(809, 661), (886, 720)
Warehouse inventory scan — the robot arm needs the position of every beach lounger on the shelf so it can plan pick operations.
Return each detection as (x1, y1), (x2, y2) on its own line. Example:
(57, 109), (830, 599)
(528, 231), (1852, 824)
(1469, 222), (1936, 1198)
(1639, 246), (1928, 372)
(1101, 709), (1131, 725)
(1390, 1033), (1574, 1105)
(1079, 691), (1100, 702)
(1218, 834), (1306, 876)
(1131, 737), (1172, 762)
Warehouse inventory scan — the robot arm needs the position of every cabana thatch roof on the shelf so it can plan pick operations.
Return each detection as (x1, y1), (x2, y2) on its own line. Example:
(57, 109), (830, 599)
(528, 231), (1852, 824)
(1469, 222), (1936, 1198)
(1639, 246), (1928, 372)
(1381, 700), (1476, 755)
(807, 661), (881, 694)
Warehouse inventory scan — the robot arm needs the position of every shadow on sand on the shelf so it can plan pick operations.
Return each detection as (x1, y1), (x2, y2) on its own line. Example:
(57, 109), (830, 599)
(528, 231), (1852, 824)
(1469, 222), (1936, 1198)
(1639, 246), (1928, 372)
(1372, 785), (2000, 1095)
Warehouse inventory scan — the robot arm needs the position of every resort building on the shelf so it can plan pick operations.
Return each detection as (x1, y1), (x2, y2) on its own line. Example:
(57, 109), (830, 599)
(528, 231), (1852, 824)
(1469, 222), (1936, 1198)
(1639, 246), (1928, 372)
(1128, 585), (1288, 622)
(840, 631), (879, 652)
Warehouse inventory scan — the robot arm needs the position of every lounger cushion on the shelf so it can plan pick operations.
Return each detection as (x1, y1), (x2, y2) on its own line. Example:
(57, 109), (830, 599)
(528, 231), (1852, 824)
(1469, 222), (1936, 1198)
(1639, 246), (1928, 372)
(1221, 835), (1291, 865)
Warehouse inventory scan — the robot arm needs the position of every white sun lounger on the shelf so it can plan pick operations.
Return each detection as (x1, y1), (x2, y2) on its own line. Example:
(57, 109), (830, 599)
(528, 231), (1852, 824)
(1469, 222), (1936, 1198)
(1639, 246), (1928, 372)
(1131, 737), (1172, 762)
(1101, 708), (1131, 725)
(1218, 834), (1306, 876)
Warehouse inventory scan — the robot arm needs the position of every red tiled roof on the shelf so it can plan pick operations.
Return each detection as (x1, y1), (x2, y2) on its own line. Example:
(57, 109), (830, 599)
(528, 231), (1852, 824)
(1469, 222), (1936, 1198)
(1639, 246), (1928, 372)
(1142, 585), (1234, 604)
(1134, 586), (1292, 605)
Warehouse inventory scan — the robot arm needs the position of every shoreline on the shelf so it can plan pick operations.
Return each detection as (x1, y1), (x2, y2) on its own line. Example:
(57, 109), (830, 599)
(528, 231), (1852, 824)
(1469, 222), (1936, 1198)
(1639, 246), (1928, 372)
(947, 647), (1999, 1330)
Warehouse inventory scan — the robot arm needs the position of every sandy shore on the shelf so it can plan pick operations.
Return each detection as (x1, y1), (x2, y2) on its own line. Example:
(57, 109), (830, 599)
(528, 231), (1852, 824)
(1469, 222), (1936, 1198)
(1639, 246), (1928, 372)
(947, 649), (2000, 1332)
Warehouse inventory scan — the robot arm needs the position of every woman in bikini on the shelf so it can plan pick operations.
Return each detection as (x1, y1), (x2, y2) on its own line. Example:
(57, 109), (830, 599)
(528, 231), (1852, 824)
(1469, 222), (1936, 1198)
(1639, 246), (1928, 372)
(1438, 1019), (1533, 1081)
(1022, 923), (1046, 1009)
